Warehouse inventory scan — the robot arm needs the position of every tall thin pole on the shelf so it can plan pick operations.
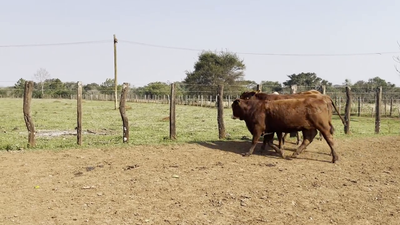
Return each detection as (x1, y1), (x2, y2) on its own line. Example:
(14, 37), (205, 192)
(77, 81), (82, 145)
(113, 34), (118, 110)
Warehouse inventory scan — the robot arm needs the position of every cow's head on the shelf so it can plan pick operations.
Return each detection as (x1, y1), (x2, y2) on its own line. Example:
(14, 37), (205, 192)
(231, 99), (247, 120)
(239, 90), (259, 100)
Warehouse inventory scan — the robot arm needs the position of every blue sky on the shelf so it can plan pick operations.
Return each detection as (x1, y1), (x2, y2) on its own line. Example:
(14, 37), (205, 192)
(1, 0), (400, 87)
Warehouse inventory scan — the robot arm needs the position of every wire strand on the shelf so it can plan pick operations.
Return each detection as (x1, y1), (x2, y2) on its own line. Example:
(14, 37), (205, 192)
(0, 40), (110, 48)
(119, 40), (400, 57)
(1, 38), (400, 57)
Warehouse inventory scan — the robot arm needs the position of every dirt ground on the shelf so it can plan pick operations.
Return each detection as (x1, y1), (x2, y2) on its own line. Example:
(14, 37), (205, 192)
(1, 135), (400, 225)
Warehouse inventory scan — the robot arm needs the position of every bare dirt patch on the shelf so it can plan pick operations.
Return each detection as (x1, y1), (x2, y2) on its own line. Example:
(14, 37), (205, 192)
(1, 136), (400, 224)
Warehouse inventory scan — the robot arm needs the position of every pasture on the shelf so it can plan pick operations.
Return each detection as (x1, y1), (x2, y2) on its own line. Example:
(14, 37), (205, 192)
(1, 98), (400, 224)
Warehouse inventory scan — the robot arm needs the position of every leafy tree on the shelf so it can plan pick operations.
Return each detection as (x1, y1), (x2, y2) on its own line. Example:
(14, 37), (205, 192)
(64, 82), (78, 92)
(367, 77), (395, 91)
(13, 78), (27, 97)
(352, 80), (370, 92)
(44, 78), (74, 97)
(283, 72), (331, 90)
(184, 51), (246, 95)
(99, 78), (121, 94)
(261, 81), (283, 93)
(33, 68), (51, 96)
(0, 88), (7, 97)
(342, 79), (352, 86)
(83, 83), (100, 94)
(141, 82), (170, 97)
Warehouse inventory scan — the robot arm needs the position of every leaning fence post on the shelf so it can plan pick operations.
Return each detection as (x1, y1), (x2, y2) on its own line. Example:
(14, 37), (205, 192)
(344, 86), (351, 134)
(119, 83), (129, 143)
(169, 83), (176, 140)
(23, 81), (36, 148)
(375, 86), (382, 134)
(77, 81), (82, 145)
(217, 85), (226, 139)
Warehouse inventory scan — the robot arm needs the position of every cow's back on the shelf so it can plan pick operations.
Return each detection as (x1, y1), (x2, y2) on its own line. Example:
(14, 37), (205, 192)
(264, 98), (329, 132)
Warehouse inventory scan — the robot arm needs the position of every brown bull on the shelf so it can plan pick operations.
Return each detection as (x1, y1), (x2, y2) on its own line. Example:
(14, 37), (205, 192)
(239, 90), (345, 149)
(231, 97), (339, 163)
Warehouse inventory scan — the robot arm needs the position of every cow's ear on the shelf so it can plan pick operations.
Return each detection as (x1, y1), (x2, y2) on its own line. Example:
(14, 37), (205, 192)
(256, 89), (261, 93)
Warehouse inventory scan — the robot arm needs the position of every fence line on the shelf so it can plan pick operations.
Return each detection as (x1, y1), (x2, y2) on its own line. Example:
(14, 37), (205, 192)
(15, 81), (400, 148)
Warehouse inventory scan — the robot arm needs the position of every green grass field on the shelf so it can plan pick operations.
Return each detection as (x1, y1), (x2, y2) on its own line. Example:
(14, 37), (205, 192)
(0, 98), (399, 150)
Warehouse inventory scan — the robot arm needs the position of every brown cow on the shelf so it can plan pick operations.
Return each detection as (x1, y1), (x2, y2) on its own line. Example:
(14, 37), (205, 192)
(231, 97), (338, 163)
(239, 90), (344, 150)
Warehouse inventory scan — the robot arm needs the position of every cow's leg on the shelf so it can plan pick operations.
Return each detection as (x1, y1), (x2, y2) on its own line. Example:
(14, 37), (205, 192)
(266, 137), (285, 159)
(243, 130), (263, 157)
(277, 132), (284, 150)
(319, 129), (338, 163)
(261, 133), (268, 151)
(296, 132), (301, 145)
(260, 133), (274, 154)
(282, 133), (288, 146)
(291, 129), (317, 158)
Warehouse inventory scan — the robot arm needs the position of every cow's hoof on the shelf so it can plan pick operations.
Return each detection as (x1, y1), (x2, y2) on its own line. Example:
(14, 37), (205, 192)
(284, 156), (293, 160)
(290, 154), (299, 158)
(242, 152), (251, 157)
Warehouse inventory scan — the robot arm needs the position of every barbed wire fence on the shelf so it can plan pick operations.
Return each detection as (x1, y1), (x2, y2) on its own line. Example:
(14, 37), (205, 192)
(3, 81), (400, 149)
(2, 83), (400, 117)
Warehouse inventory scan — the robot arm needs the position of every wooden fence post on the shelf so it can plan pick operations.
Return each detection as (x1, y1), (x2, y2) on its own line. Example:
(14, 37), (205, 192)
(77, 81), (82, 145)
(375, 86), (382, 134)
(119, 83), (129, 143)
(384, 98), (387, 117)
(170, 83), (176, 140)
(321, 85), (326, 95)
(344, 86), (351, 134)
(23, 81), (36, 148)
(217, 85), (225, 139)
(389, 98), (393, 117)
(357, 96), (361, 117)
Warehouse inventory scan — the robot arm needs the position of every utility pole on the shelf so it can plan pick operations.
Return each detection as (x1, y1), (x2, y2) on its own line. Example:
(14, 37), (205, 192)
(113, 34), (118, 110)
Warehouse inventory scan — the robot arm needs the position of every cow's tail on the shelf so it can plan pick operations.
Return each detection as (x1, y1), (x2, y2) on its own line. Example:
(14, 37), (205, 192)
(330, 99), (345, 126)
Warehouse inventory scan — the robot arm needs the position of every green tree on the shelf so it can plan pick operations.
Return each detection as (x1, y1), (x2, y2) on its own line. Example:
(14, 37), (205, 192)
(283, 72), (331, 90)
(13, 78), (26, 97)
(142, 82), (170, 96)
(342, 79), (352, 86)
(83, 83), (100, 95)
(352, 80), (370, 93)
(261, 81), (283, 93)
(0, 88), (7, 97)
(183, 51), (246, 95)
(99, 78), (121, 94)
(367, 77), (395, 91)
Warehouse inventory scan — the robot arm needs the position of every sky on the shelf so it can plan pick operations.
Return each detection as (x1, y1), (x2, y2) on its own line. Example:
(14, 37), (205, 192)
(1, 0), (400, 88)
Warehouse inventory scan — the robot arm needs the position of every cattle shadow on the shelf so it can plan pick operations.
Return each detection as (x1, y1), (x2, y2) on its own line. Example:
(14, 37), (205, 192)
(189, 140), (279, 157)
(190, 140), (332, 163)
